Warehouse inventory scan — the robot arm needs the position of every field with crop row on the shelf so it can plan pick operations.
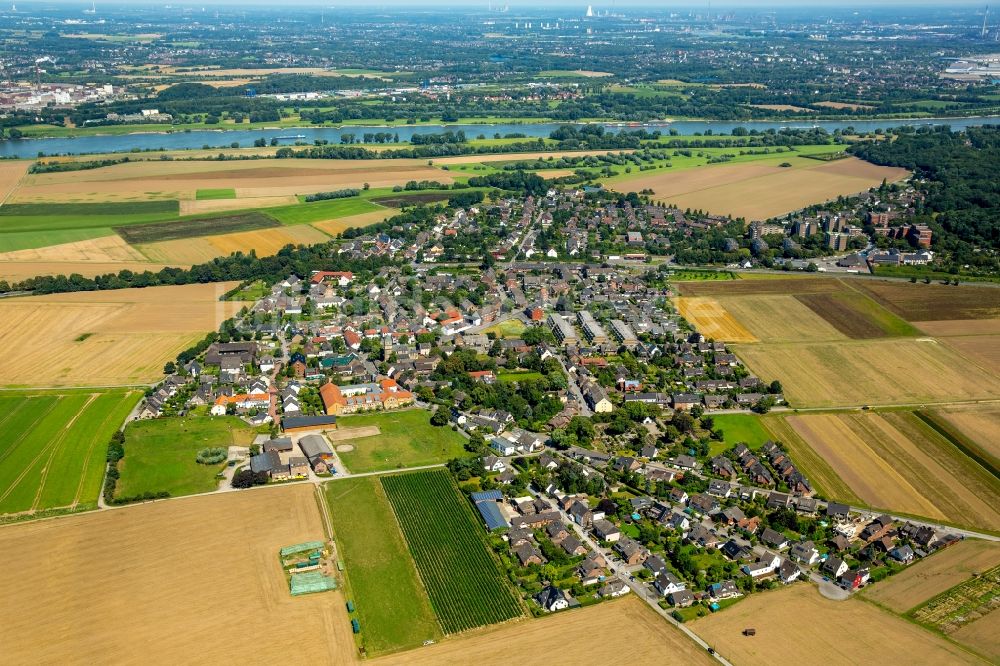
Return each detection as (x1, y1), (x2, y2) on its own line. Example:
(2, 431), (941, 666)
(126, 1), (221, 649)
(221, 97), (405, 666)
(0, 389), (139, 516)
(381, 470), (523, 634)
(910, 565), (1000, 635)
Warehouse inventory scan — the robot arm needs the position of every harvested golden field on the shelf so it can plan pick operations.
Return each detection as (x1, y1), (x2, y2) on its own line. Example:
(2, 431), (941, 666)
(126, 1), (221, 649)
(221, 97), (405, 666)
(856, 281), (1000, 321)
(16, 159), (452, 201)
(0, 160), (29, 203)
(931, 407), (1000, 464)
(734, 338), (1000, 408)
(915, 319), (1000, 336)
(715, 294), (846, 342)
(312, 209), (396, 236)
(431, 150), (634, 166)
(178, 194), (298, 215)
(863, 540), (1000, 613)
(612, 157), (908, 221)
(0, 485), (358, 664)
(814, 101), (875, 111)
(952, 611), (1000, 662)
(761, 415), (863, 504)
(673, 296), (757, 343)
(138, 224), (330, 264)
(0, 283), (244, 386)
(0, 233), (145, 263)
(690, 584), (986, 665)
(376, 596), (712, 666)
(782, 412), (1000, 530)
(939, 334), (1000, 376)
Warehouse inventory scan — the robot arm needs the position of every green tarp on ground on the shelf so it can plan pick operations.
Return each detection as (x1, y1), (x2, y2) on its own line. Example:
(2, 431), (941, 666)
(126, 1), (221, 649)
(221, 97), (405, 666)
(290, 570), (338, 596)
(280, 541), (325, 557)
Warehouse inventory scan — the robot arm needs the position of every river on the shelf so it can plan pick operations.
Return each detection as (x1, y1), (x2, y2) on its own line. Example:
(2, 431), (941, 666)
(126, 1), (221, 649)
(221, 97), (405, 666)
(3, 116), (998, 159)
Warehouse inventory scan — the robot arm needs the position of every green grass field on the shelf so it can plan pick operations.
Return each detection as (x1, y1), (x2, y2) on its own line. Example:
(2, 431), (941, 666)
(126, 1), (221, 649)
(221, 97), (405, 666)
(333, 409), (469, 474)
(482, 318), (528, 339)
(117, 416), (255, 498)
(497, 370), (544, 383)
(195, 188), (236, 200)
(325, 477), (440, 655)
(0, 389), (140, 515)
(0, 201), (180, 237)
(382, 470), (524, 633)
(708, 414), (773, 456)
(267, 197), (382, 225)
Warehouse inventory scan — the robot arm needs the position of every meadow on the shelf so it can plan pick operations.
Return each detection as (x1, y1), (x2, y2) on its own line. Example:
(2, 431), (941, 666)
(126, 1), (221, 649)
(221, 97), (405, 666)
(332, 410), (468, 474)
(116, 416), (256, 498)
(0, 389), (139, 516)
(0, 282), (244, 386)
(325, 477), (441, 655)
(381, 470), (524, 634)
(689, 584), (986, 665)
(768, 412), (1000, 530)
(0, 485), (358, 664)
(708, 414), (773, 455)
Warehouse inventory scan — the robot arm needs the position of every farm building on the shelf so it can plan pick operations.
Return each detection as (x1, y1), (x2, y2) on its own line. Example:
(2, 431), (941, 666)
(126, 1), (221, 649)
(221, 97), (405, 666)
(471, 489), (509, 530)
(299, 434), (335, 473)
(282, 415), (338, 433)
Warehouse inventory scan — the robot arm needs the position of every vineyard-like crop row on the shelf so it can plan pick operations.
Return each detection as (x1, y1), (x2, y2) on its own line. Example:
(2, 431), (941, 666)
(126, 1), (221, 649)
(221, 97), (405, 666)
(381, 470), (523, 634)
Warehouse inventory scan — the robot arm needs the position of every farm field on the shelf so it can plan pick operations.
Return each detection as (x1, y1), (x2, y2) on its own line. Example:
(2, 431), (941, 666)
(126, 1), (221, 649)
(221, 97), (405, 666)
(0, 160), (29, 202)
(761, 414), (863, 504)
(774, 412), (1000, 530)
(675, 276), (842, 297)
(332, 409), (468, 474)
(137, 222), (330, 264)
(795, 291), (919, 338)
(863, 539), (1000, 613)
(114, 210), (279, 244)
(937, 334), (1000, 376)
(311, 208), (395, 236)
(923, 407), (1000, 470)
(382, 470), (524, 634)
(12, 158), (452, 202)
(734, 338), (1000, 408)
(952, 608), (1000, 662)
(913, 319), (1000, 336)
(0, 389), (139, 516)
(325, 476), (441, 656)
(180, 193), (298, 215)
(608, 156), (908, 221)
(854, 281), (1000, 321)
(0, 282), (244, 386)
(673, 297), (757, 343)
(713, 294), (846, 342)
(375, 596), (713, 666)
(690, 584), (986, 665)
(909, 564), (1000, 660)
(0, 484), (358, 664)
(116, 416), (256, 499)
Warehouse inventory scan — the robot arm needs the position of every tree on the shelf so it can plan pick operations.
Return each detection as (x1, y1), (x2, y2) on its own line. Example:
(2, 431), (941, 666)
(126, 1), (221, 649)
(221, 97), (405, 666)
(430, 409), (449, 426)
(163, 361), (176, 374)
(231, 469), (268, 489)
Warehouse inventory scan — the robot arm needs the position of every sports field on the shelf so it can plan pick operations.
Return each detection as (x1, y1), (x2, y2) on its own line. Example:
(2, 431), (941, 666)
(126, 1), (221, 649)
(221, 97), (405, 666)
(863, 539), (1000, 613)
(0, 484), (358, 664)
(773, 412), (1000, 530)
(690, 584), (986, 665)
(325, 477), (441, 655)
(382, 470), (524, 633)
(332, 410), (468, 474)
(609, 156), (908, 221)
(375, 596), (713, 666)
(116, 416), (256, 499)
(0, 282), (244, 386)
(0, 389), (139, 516)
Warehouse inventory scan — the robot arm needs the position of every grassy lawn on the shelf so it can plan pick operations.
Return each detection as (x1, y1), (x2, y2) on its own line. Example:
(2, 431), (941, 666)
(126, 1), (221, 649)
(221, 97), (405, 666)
(333, 409), (468, 474)
(708, 414), (773, 456)
(117, 416), (255, 498)
(325, 477), (440, 655)
(482, 318), (528, 339)
(497, 370), (544, 383)
(195, 188), (236, 200)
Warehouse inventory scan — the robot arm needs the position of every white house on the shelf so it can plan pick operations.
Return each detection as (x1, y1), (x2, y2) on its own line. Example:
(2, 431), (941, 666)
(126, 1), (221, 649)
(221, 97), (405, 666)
(654, 572), (686, 596)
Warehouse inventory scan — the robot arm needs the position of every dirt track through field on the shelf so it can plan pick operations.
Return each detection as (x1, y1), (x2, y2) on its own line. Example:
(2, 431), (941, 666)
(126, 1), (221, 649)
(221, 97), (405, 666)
(325, 425), (382, 441)
(0, 485), (359, 664)
(375, 596), (713, 666)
